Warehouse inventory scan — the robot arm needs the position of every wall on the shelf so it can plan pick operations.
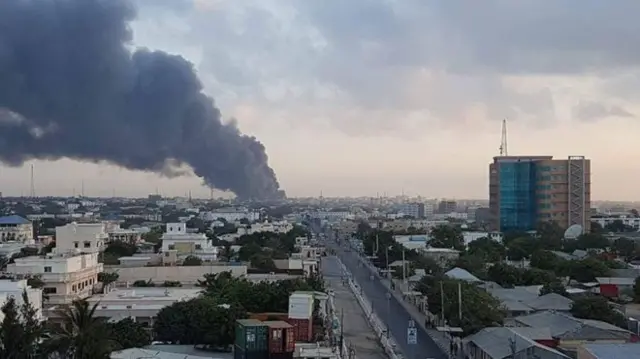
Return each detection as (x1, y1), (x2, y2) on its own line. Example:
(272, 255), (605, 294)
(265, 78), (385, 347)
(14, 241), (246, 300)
(106, 265), (248, 285)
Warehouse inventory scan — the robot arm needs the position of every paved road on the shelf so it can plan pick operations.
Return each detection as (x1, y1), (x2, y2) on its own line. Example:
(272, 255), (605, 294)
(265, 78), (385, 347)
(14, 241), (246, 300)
(322, 256), (388, 359)
(329, 241), (447, 359)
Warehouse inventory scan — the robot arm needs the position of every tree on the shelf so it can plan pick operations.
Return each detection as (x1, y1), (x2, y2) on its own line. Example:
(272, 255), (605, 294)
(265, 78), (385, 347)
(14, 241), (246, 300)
(104, 241), (138, 257)
(487, 263), (522, 287)
(429, 225), (464, 250)
(0, 291), (44, 359)
(505, 236), (537, 261)
(529, 250), (560, 271)
(26, 275), (45, 289)
(540, 281), (568, 297)
(467, 237), (505, 262)
(570, 296), (627, 328)
(416, 277), (504, 335)
(573, 233), (610, 251)
(250, 254), (276, 271)
(238, 242), (262, 261)
(97, 272), (119, 287)
(154, 297), (247, 349)
(613, 237), (637, 259)
(44, 300), (114, 359)
(452, 254), (487, 279)
(182, 255), (203, 266)
(563, 258), (611, 283)
(107, 318), (150, 350)
(536, 222), (564, 250)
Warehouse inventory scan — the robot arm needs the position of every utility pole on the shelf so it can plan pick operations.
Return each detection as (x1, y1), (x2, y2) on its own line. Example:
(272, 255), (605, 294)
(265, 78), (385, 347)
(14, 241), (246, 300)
(339, 309), (344, 357)
(458, 281), (463, 322)
(386, 292), (391, 339)
(402, 246), (406, 286)
(385, 246), (389, 279)
(440, 281), (445, 326)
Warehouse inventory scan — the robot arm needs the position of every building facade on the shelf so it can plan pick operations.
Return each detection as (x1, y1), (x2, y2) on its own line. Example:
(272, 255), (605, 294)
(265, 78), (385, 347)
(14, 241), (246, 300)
(161, 223), (217, 261)
(0, 215), (34, 243)
(7, 251), (103, 305)
(56, 222), (107, 254)
(489, 156), (591, 233)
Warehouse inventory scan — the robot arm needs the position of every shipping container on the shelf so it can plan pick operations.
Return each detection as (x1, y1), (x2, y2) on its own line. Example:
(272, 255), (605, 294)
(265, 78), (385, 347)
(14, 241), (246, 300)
(264, 321), (294, 354)
(269, 353), (294, 359)
(249, 312), (288, 322)
(234, 345), (269, 359)
(285, 317), (313, 342)
(288, 293), (314, 319)
(236, 319), (269, 352)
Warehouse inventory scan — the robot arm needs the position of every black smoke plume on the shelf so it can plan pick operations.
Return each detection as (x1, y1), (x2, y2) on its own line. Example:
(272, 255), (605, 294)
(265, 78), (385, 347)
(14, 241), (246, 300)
(0, 0), (283, 200)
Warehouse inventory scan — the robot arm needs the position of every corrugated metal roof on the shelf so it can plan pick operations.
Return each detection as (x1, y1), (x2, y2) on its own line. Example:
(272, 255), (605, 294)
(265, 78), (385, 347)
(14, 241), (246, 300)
(583, 343), (640, 359)
(445, 267), (481, 282)
(0, 215), (30, 225)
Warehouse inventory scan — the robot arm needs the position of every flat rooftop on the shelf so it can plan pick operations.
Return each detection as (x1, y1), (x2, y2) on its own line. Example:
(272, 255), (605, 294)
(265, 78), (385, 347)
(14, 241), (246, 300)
(89, 288), (202, 303)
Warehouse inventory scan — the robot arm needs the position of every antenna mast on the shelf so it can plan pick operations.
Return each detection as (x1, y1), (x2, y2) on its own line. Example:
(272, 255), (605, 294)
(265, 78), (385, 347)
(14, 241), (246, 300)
(499, 119), (508, 156)
(29, 164), (35, 198)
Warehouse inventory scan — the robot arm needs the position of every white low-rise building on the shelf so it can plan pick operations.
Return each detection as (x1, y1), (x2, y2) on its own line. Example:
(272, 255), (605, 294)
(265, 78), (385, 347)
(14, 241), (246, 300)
(107, 228), (142, 244)
(237, 221), (293, 235)
(0, 215), (34, 243)
(6, 250), (103, 305)
(0, 279), (43, 321)
(87, 288), (201, 326)
(56, 222), (107, 254)
(202, 208), (260, 223)
(161, 223), (217, 261)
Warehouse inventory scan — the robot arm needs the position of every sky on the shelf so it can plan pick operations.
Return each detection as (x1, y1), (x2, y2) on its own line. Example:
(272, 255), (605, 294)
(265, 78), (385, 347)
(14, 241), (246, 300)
(2, 0), (640, 200)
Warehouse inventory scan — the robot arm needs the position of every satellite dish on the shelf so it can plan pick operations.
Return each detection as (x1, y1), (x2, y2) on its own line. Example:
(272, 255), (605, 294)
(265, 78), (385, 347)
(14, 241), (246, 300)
(564, 224), (583, 240)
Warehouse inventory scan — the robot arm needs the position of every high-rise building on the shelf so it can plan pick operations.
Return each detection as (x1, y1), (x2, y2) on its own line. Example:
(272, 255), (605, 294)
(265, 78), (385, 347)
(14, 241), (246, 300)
(437, 200), (457, 214)
(489, 156), (590, 233)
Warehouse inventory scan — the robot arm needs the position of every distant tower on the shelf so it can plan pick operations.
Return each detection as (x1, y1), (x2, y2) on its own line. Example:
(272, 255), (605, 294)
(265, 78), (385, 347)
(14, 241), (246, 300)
(29, 164), (35, 198)
(81, 180), (85, 197)
(188, 190), (192, 202)
(499, 119), (508, 156)
(210, 188), (214, 201)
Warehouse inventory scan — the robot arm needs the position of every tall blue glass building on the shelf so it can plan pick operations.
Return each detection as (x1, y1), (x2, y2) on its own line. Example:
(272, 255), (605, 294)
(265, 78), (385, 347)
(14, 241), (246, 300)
(488, 155), (590, 233)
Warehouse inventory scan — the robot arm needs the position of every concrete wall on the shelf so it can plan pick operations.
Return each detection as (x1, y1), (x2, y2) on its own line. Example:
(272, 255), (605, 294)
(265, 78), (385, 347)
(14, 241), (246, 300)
(106, 264), (248, 285)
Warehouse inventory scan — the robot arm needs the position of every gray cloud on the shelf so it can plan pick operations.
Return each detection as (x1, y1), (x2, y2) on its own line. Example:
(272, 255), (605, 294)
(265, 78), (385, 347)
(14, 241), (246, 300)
(133, 0), (640, 135)
(572, 101), (634, 122)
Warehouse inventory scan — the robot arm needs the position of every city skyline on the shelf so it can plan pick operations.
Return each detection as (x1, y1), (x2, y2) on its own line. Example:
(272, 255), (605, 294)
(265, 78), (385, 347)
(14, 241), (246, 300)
(3, 1), (640, 200)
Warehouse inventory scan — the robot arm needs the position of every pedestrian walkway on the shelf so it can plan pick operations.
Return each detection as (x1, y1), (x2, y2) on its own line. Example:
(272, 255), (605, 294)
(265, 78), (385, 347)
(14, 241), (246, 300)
(324, 257), (388, 359)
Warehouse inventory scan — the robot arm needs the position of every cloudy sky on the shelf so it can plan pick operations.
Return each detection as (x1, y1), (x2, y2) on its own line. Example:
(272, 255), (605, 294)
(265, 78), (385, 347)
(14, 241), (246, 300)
(2, 0), (640, 200)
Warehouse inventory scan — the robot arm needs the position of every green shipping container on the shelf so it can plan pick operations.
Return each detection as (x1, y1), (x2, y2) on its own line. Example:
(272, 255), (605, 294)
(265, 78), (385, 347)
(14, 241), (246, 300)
(236, 319), (269, 352)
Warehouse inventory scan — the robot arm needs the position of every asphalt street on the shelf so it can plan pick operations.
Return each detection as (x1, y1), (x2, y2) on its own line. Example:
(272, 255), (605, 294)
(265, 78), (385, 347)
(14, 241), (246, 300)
(322, 255), (388, 359)
(330, 241), (447, 359)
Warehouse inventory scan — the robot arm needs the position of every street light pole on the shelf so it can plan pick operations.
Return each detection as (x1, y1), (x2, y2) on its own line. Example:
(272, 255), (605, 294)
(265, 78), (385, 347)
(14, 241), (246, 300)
(385, 246), (389, 280)
(386, 291), (391, 339)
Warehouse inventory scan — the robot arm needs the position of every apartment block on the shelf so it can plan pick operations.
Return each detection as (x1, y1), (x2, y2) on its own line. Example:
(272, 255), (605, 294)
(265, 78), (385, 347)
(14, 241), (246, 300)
(489, 155), (591, 233)
(7, 251), (103, 305)
(0, 215), (34, 243)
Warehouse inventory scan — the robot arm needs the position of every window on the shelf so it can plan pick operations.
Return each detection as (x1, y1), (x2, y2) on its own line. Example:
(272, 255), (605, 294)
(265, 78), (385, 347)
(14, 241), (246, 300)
(72, 284), (76, 292)
(169, 227), (173, 231)
(168, 245), (175, 250)
(195, 244), (202, 250)
(84, 241), (91, 248)
(44, 266), (52, 273)
(43, 287), (57, 294)
(272, 330), (282, 339)
(73, 242), (79, 248)
(165, 252), (170, 257)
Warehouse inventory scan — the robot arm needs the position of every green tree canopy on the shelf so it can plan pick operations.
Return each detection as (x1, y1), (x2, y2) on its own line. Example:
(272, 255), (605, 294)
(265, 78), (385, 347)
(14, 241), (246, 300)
(416, 276), (504, 335)
(107, 318), (150, 350)
(182, 255), (203, 266)
(570, 296), (627, 328)
(467, 237), (506, 262)
(429, 225), (464, 250)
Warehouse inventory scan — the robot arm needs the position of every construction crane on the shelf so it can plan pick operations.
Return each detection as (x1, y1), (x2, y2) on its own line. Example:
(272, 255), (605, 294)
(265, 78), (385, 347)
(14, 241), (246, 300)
(499, 119), (508, 156)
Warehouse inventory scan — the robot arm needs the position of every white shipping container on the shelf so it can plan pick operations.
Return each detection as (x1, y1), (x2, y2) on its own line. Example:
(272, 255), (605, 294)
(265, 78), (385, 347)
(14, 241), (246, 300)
(288, 293), (314, 319)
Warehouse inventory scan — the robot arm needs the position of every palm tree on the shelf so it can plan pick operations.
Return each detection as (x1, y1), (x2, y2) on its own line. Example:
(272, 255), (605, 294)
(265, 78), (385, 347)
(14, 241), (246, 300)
(43, 300), (114, 359)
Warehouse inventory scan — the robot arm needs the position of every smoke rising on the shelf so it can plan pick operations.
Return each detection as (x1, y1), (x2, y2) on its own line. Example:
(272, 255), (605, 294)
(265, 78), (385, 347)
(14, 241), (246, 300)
(0, 0), (283, 200)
